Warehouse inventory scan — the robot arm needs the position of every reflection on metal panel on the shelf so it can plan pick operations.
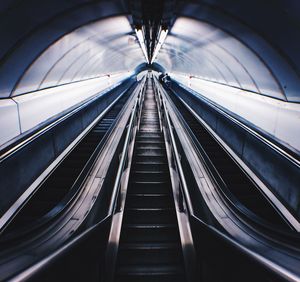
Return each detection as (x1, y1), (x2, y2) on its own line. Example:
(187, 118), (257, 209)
(171, 73), (300, 153)
(0, 100), (20, 146)
(12, 16), (144, 97)
(158, 17), (288, 101)
(12, 73), (130, 135)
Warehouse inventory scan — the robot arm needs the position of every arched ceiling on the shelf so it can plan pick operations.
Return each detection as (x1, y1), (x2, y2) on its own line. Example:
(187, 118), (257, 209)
(155, 1), (300, 102)
(12, 16), (144, 96)
(0, 0), (299, 102)
(0, 0), (144, 98)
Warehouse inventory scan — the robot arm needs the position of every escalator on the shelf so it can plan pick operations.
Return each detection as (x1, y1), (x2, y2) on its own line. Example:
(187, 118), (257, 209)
(3, 78), (297, 282)
(1, 86), (134, 239)
(114, 80), (186, 282)
(166, 86), (293, 232)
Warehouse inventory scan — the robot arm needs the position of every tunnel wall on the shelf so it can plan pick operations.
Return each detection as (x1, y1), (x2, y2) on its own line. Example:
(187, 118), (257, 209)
(169, 80), (300, 220)
(0, 78), (135, 217)
(0, 13), (144, 149)
(0, 72), (131, 148)
(171, 73), (300, 155)
(157, 15), (300, 102)
(156, 13), (300, 157)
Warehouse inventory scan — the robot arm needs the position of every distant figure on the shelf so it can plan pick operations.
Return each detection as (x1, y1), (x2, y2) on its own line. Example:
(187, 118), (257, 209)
(158, 73), (164, 83)
(163, 73), (171, 87)
(158, 73), (171, 87)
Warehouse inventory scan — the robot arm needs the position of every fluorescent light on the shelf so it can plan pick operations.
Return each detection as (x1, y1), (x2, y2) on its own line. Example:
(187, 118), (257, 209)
(151, 29), (168, 64)
(135, 28), (149, 64)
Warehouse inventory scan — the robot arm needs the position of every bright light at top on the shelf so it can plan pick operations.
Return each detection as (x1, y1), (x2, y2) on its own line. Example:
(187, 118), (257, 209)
(135, 28), (149, 64)
(151, 29), (168, 64)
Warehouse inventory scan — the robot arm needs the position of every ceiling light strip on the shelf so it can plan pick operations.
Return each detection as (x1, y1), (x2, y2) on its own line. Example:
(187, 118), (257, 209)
(135, 28), (150, 64)
(151, 29), (168, 64)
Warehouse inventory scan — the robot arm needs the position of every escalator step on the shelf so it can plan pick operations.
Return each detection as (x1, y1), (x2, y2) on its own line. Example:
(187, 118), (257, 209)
(126, 194), (173, 208)
(118, 242), (182, 265)
(124, 208), (176, 224)
(129, 181), (171, 194)
(135, 149), (165, 157)
(132, 162), (168, 172)
(116, 265), (185, 282)
(131, 171), (169, 182)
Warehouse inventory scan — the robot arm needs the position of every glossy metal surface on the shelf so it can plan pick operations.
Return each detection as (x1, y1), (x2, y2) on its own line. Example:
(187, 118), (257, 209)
(155, 75), (300, 281)
(105, 77), (146, 282)
(0, 79), (141, 281)
(171, 73), (300, 154)
(154, 79), (197, 282)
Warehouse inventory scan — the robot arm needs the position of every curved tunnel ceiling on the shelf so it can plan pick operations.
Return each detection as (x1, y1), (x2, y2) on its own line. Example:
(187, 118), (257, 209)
(0, 0), (145, 98)
(155, 3), (300, 102)
(0, 0), (299, 103)
(12, 16), (144, 96)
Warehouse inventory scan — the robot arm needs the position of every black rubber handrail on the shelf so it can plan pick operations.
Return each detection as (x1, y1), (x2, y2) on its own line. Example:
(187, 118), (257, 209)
(8, 214), (112, 281)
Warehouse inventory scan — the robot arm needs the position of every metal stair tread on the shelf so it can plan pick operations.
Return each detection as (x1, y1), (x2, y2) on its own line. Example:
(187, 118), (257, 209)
(127, 193), (169, 197)
(130, 181), (170, 184)
(132, 170), (167, 174)
(126, 207), (173, 211)
(117, 264), (184, 275)
(119, 242), (179, 250)
(124, 223), (177, 229)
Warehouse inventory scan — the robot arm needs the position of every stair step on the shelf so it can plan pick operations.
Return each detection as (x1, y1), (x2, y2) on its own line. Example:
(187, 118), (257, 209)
(126, 193), (173, 208)
(131, 171), (169, 182)
(133, 159), (167, 165)
(124, 208), (176, 224)
(135, 143), (164, 149)
(129, 181), (171, 194)
(137, 132), (162, 138)
(132, 162), (168, 172)
(136, 140), (164, 144)
(136, 148), (165, 156)
(121, 223), (179, 243)
(118, 242), (182, 265)
(117, 264), (184, 275)
(134, 156), (167, 164)
(116, 274), (185, 282)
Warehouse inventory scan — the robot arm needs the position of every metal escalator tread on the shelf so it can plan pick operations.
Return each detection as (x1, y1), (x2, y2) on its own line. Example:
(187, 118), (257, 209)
(115, 80), (186, 282)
